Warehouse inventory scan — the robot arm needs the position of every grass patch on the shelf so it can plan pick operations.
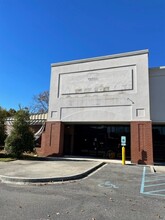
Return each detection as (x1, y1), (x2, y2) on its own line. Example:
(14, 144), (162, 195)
(0, 151), (41, 162)
(0, 157), (16, 162)
(0, 149), (43, 162)
(0, 153), (16, 162)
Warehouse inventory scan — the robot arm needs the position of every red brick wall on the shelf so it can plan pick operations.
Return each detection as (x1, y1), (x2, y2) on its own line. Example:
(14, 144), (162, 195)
(36, 121), (64, 157)
(37, 120), (154, 164)
(131, 121), (153, 165)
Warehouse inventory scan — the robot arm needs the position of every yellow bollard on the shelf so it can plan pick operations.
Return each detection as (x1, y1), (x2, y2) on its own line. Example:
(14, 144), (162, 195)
(122, 146), (126, 165)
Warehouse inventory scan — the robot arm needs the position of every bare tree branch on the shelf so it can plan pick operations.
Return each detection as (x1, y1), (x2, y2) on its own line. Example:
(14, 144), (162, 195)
(29, 91), (49, 114)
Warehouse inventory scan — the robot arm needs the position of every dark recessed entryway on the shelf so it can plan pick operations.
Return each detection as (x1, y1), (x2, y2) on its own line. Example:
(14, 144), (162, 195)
(153, 125), (165, 162)
(64, 124), (130, 159)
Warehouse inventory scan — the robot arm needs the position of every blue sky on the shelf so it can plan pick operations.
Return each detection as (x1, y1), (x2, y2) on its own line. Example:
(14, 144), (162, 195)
(0, 0), (164, 110)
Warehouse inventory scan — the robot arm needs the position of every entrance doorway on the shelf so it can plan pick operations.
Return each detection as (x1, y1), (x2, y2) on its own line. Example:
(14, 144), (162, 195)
(153, 125), (165, 162)
(64, 124), (130, 159)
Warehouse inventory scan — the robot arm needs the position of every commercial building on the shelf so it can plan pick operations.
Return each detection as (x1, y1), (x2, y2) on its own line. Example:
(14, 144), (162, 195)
(37, 49), (165, 164)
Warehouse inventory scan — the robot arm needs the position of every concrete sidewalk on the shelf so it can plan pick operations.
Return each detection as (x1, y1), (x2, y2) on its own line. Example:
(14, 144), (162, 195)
(0, 156), (164, 185)
(0, 158), (105, 184)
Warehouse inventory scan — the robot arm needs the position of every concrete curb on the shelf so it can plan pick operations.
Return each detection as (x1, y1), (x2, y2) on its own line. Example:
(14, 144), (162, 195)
(150, 165), (165, 173)
(150, 166), (156, 173)
(0, 162), (106, 184)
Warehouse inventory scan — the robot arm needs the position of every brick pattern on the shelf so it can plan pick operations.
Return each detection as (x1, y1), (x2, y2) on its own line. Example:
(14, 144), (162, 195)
(131, 121), (153, 165)
(36, 121), (64, 157)
(37, 121), (154, 164)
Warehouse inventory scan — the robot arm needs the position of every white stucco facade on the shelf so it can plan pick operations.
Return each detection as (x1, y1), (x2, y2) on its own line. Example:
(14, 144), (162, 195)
(48, 50), (151, 123)
(40, 49), (165, 164)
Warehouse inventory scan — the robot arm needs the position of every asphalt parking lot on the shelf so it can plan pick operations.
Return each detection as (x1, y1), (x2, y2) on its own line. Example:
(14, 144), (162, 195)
(0, 163), (164, 220)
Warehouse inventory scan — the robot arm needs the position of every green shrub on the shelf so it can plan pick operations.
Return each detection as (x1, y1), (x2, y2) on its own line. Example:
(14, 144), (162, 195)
(5, 109), (34, 158)
(0, 107), (7, 146)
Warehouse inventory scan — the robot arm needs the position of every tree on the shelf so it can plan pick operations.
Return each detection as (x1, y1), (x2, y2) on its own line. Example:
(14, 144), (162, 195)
(8, 108), (17, 116)
(30, 90), (49, 113)
(5, 109), (34, 158)
(0, 107), (7, 146)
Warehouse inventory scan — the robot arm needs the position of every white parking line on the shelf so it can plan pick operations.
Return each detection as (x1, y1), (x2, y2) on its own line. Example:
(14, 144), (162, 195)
(140, 167), (146, 194)
(145, 178), (165, 182)
(140, 167), (165, 197)
(145, 183), (165, 187)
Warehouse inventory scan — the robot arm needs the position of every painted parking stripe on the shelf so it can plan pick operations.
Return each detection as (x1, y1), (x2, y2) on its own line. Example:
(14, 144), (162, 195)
(144, 190), (165, 197)
(145, 183), (165, 187)
(140, 167), (165, 197)
(140, 167), (146, 194)
(145, 177), (165, 182)
(145, 189), (165, 193)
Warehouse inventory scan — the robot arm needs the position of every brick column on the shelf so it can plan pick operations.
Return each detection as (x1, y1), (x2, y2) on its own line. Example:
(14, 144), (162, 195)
(36, 121), (64, 157)
(131, 121), (153, 165)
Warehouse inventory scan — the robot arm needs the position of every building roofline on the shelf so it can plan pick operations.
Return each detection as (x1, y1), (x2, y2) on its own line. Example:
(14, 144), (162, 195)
(51, 49), (149, 67)
(149, 66), (165, 70)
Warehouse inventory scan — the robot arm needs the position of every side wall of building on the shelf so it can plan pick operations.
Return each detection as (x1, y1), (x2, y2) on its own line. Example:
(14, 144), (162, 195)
(149, 67), (165, 122)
